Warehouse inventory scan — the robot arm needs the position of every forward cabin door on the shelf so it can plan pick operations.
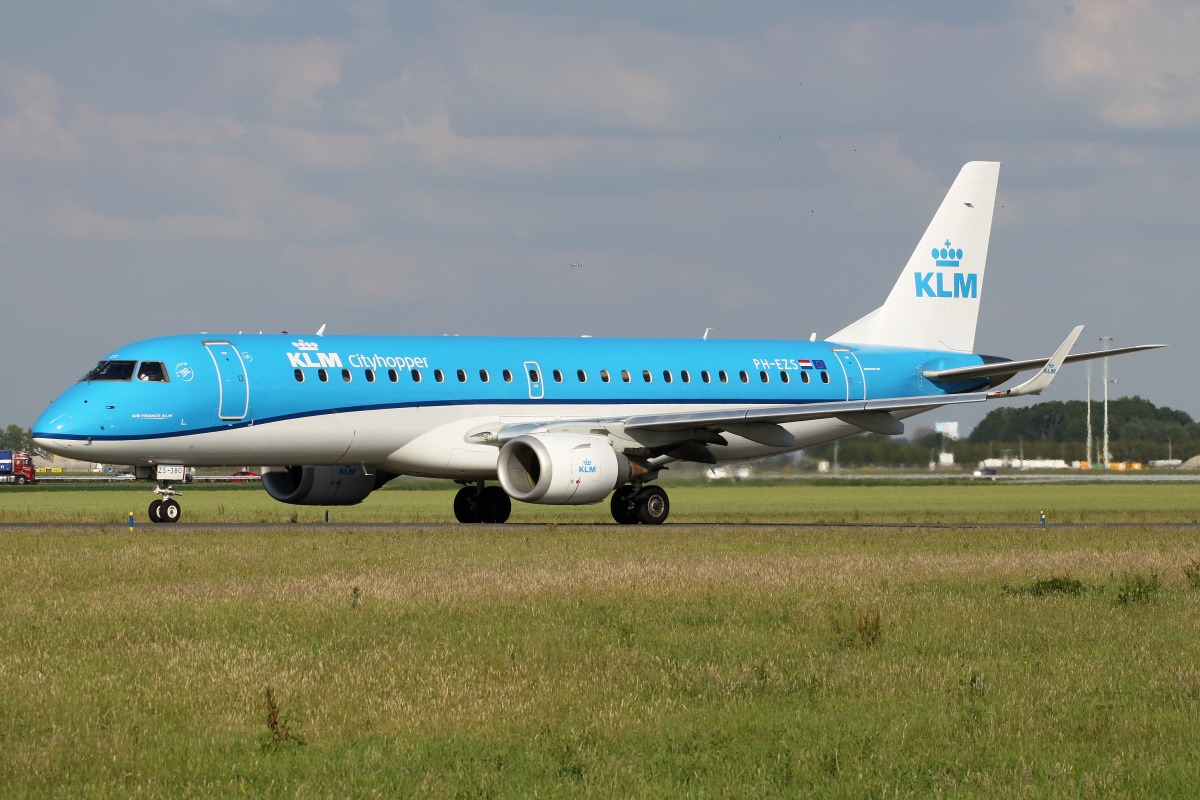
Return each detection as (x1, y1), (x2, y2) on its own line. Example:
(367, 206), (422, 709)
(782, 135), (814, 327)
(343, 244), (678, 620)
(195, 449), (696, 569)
(203, 341), (249, 420)
(524, 361), (544, 400)
(830, 348), (866, 401)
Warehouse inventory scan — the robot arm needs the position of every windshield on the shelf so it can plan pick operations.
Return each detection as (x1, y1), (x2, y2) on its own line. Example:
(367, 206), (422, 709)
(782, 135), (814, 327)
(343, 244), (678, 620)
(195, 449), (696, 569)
(80, 360), (137, 382)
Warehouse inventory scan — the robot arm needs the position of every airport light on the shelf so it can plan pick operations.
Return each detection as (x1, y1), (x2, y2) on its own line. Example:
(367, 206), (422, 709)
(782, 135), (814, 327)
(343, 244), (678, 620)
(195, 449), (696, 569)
(1099, 336), (1112, 467)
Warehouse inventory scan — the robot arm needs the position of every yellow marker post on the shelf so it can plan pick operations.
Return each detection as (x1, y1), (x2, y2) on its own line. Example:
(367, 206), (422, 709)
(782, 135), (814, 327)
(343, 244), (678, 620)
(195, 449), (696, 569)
(129, 511), (134, 531)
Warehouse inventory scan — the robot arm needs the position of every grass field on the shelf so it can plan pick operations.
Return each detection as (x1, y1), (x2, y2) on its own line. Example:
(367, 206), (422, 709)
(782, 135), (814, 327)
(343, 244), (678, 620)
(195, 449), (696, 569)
(3, 480), (1200, 524)
(3, 486), (1200, 797)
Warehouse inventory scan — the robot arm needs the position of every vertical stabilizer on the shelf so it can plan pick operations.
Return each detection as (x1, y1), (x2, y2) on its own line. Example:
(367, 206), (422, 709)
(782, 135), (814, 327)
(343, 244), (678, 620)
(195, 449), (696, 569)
(830, 161), (1000, 353)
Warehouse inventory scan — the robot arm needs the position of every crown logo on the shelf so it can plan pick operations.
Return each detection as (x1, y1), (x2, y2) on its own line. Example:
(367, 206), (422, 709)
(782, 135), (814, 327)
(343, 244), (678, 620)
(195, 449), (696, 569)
(932, 239), (962, 267)
(292, 339), (320, 351)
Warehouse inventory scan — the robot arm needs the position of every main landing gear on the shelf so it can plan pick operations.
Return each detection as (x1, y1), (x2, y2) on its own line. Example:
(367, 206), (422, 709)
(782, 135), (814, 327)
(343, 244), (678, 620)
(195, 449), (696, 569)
(148, 481), (183, 523)
(454, 483), (512, 524)
(610, 484), (670, 525)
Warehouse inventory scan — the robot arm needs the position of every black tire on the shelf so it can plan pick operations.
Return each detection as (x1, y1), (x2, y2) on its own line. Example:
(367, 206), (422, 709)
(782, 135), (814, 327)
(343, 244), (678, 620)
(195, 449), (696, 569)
(610, 486), (639, 524)
(15, 476), (26, 485)
(453, 486), (481, 523)
(477, 486), (512, 524)
(635, 485), (670, 525)
(160, 499), (181, 523)
(148, 499), (163, 523)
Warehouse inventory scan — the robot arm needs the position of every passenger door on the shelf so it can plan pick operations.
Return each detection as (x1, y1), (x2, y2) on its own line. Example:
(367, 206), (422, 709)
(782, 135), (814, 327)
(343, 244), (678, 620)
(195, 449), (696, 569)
(203, 341), (249, 420)
(830, 348), (866, 401)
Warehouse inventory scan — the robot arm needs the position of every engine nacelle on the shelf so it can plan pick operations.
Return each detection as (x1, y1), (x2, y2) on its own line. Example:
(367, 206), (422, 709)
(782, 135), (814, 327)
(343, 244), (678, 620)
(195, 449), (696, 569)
(260, 465), (397, 506)
(497, 433), (632, 505)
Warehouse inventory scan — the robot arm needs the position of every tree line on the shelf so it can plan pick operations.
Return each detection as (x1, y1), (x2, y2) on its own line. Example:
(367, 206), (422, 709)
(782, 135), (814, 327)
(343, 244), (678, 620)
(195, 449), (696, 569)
(802, 396), (1197, 468)
(1, 425), (35, 452)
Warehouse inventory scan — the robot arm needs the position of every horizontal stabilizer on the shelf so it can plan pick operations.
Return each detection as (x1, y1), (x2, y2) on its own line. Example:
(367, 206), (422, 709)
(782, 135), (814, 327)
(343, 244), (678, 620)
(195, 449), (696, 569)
(923, 342), (1167, 383)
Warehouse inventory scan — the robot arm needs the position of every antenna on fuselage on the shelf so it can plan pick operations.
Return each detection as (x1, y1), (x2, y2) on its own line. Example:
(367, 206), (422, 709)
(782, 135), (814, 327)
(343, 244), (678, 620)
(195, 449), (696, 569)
(703, 328), (712, 340)
(316, 324), (326, 337)
(810, 332), (817, 342)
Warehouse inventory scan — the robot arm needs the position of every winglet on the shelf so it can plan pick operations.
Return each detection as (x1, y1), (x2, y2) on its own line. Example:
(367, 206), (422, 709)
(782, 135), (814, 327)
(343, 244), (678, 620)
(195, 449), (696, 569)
(989, 325), (1083, 398)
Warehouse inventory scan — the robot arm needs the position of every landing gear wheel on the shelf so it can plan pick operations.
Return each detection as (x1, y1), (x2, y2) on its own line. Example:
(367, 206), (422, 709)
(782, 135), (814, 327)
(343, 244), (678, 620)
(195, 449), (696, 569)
(477, 486), (511, 524)
(453, 486), (482, 523)
(160, 498), (181, 523)
(610, 486), (639, 525)
(148, 499), (163, 523)
(635, 485), (670, 525)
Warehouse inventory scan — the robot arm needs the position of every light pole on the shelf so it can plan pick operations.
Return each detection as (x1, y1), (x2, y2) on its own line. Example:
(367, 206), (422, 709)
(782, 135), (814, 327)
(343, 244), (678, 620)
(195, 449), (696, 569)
(1086, 361), (1093, 467)
(1099, 336), (1112, 467)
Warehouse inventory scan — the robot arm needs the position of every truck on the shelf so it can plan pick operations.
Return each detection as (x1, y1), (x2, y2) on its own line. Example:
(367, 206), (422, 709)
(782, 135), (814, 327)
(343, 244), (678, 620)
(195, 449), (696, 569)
(0, 451), (36, 484)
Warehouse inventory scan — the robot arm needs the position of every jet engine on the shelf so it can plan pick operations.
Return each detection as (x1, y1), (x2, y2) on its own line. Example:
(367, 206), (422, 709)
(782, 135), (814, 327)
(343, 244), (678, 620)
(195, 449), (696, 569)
(497, 433), (636, 505)
(260, 465), (397, 506)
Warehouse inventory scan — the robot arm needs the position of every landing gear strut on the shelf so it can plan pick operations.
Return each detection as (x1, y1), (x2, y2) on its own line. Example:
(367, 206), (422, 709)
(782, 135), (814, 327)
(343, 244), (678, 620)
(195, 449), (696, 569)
(149, 481), (183, 524)
(610, 484), (670, 525)
(453, 483), (512, 524)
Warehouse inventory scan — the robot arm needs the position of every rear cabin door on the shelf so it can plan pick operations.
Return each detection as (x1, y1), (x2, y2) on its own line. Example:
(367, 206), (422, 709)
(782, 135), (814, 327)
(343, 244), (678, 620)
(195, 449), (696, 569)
(203, 341), (249, 420)
(830, 348), (866, 401)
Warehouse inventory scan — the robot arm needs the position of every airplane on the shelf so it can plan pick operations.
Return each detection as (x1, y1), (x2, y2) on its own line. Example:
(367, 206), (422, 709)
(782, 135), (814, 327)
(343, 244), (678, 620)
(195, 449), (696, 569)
(32, 162), (1163, 524)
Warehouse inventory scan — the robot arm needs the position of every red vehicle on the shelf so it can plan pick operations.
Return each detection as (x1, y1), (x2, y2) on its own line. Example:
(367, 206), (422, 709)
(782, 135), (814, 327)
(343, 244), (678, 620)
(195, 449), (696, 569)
(230, 470), (260, 482)
(0, 451), (36, 485)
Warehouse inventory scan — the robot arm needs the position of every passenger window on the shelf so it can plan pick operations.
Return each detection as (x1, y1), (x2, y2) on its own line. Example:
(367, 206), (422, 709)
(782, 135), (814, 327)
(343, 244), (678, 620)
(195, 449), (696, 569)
(681, 370), (691, 383)
(503, 369), (513, 382)
(821, 371), (830, 383)
(412, 369), (421, 382)
(388, 369), (398, 382)
(294, 369), (304, 383)
(529, 369), (540, 383)
(457, 369), (467, 382)
(719, 370), (728, 383)
(318, 368), (329, 382)
(701, 370), (711, 383)
(435, 369), (444, 382)
(739, 371), (749, 383)
(365, 369), (375, 383)
(137, 361), (168, 382)
(760, 371), (769, 383)
(342, 369), (352, 382)
(781, 371), (790, 384)
(480, 369), (489, 383)
(577, 369), (587, 383)
(663, 370), (673, 383)
(553, 369), (563, 382)
(601, 369), (610, 383)
(642, 370), (652, 383)
(622, 370), (631, 383)
(801, 371), (810, 384)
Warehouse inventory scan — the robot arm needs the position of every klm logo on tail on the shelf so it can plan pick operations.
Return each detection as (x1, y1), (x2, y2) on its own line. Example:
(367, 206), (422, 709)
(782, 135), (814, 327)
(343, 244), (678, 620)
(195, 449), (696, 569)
(915, 239), (977, 298)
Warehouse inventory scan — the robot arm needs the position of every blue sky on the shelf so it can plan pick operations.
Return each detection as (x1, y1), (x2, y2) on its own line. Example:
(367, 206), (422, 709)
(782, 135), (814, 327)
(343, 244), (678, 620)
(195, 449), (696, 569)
(2, 0), (1196, 440)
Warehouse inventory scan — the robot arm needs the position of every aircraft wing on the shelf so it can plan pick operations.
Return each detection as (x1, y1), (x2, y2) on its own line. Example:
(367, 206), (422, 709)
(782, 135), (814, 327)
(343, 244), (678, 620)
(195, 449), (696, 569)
(923, 343), (1166, 383)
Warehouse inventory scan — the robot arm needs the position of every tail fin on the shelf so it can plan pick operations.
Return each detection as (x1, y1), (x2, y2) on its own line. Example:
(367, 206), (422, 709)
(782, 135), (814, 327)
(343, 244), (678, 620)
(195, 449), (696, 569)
(830, 161), (1000, 353)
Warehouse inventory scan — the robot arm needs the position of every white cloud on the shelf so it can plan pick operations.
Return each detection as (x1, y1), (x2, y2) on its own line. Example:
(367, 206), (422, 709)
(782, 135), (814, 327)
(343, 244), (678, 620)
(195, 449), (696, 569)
(221, 38), (346, 111)
(284, 241), (468, 304)
(73, 107), (246, 147)
(0, 65), (81, 160)
(154, 153), (357, 239)
(1035, 0), (1200, 128)
(49, 199), (141, 239)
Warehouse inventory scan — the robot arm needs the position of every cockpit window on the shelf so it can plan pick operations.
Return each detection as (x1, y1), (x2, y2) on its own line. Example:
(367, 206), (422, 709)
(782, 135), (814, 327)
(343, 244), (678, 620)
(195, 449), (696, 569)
(80, 360), (137, 382)
(137, 361), (169, 382)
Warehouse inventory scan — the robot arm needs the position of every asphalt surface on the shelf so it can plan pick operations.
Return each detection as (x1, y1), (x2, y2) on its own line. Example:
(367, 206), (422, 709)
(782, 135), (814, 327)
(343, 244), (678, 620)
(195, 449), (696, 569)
(2, 521), (1199, 531)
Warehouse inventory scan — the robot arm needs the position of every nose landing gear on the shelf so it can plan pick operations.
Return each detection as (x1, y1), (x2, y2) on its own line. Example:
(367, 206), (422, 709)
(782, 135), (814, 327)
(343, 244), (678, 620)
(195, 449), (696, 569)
(148, 466), (187, 523)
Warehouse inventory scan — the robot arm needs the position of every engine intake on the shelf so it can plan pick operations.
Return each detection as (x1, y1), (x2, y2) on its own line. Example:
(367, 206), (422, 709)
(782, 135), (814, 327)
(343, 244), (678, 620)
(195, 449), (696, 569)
(497, 433), (633, 505)
(260, 465), (397, 506)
